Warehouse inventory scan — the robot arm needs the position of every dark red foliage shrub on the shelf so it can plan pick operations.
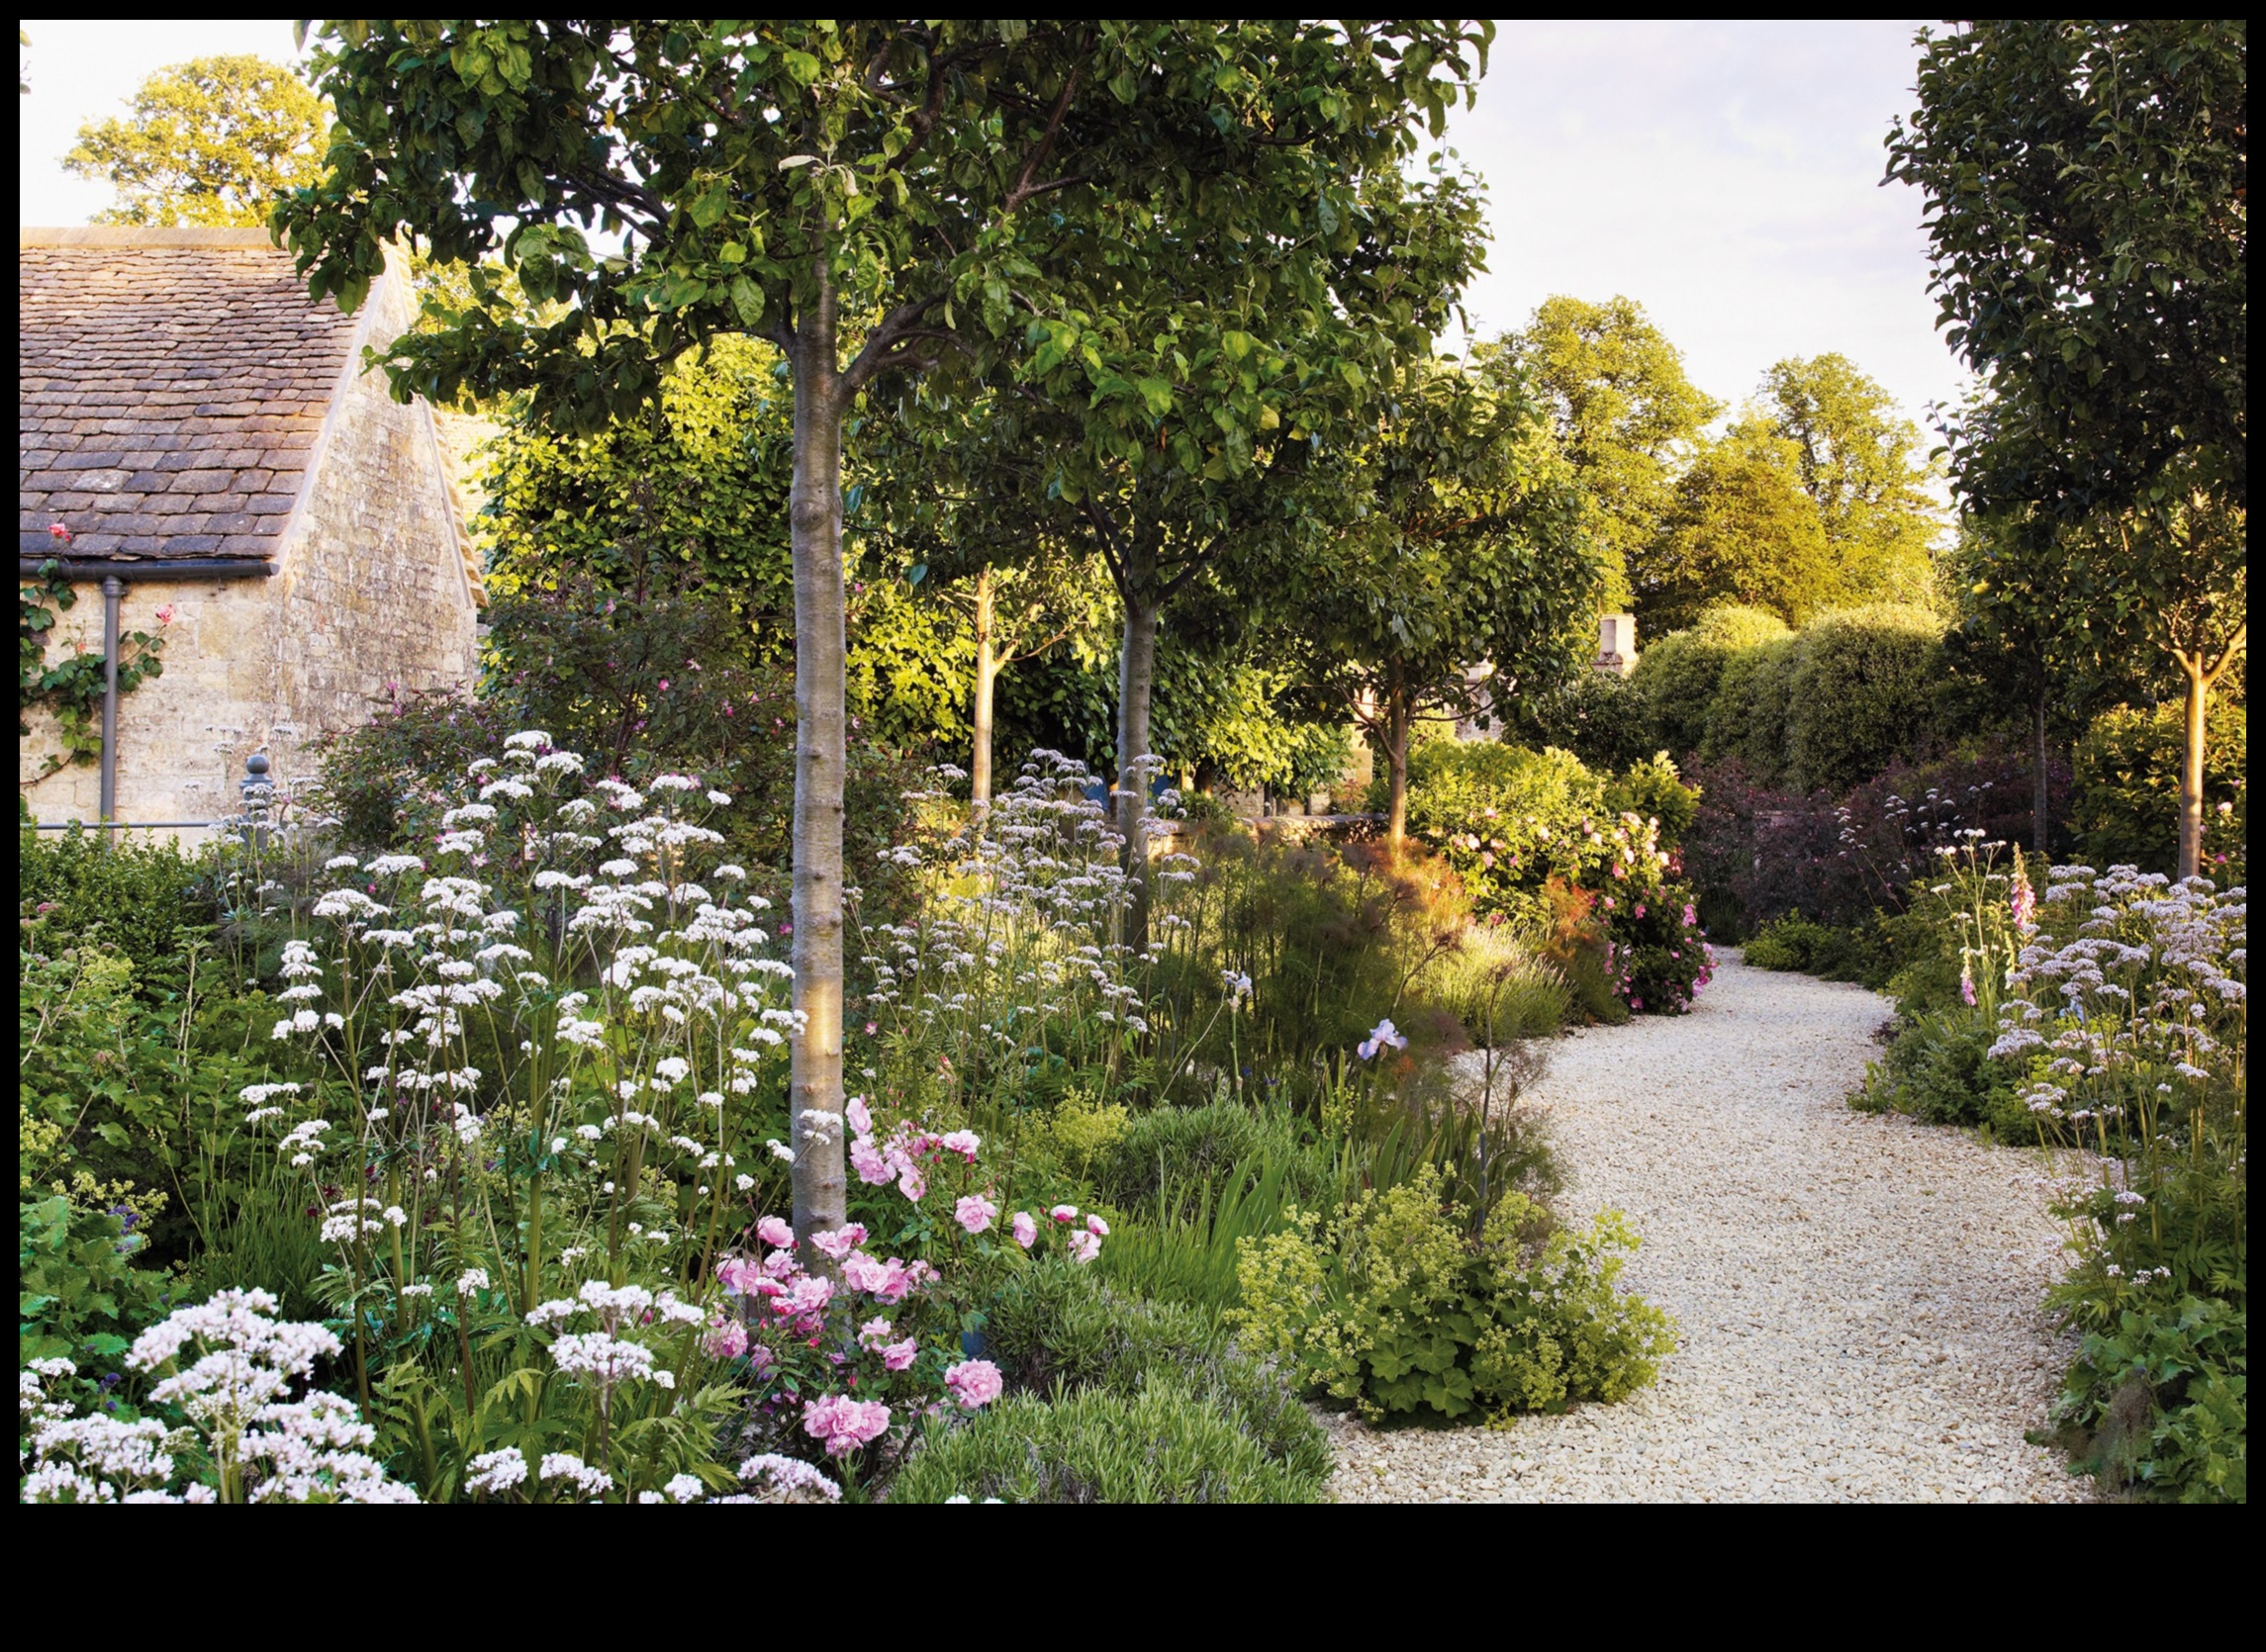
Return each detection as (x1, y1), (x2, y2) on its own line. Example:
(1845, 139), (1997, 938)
(1683, 743), (2072, 935)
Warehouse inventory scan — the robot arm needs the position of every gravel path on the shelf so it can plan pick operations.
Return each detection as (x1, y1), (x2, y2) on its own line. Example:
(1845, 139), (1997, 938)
(1326, 953), (2092, 1504)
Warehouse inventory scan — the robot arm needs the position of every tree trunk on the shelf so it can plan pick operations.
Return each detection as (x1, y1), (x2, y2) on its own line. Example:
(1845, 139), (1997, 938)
(785, 268), (848, 1250)
(2032, 688), (2050, 854)
(971, 564), (996, 813)
(1385, 688), (1411, 848)
(2177, 654), (2207, 880)
(1115, 546), (1160, 949)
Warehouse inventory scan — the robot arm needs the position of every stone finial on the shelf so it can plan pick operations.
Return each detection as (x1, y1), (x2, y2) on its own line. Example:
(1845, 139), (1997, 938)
(1597, 612), (1638, 675)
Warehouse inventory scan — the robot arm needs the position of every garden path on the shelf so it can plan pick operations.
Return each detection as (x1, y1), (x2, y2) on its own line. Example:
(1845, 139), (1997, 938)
(1324, 952), (2093, 1503)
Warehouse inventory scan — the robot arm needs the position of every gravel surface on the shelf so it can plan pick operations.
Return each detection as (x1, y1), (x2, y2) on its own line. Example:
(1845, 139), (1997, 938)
(1326, 953), (2093, 1504)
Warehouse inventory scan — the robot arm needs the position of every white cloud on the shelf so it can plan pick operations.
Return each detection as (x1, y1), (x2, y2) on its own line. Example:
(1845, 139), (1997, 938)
(17, 19), (1972, 432)
(1440, 20), (1973, 431)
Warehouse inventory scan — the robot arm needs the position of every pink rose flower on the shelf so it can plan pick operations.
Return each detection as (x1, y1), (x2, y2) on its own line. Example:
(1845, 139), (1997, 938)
(756, 1215), (795, 1248)
(955, 1194), (997, 1236)
(851, 1138), (895, 1185)
(940, 1129), (981, 1160)
(704, 1319), (749, 1360)
(897, 1164), (927, 1202)
(1011, 1212), (1037, 1248)
(716, 1256), (764, 1295)
(803, 1394), (892, 1455)
(842, 1253), (915, 1303)
(811, 1228), (862, 1262)
(943, 1358), (1004, 1410)
(153, 602), (175, 625)
(857, 1316), (895, 1350)
(846, 1095), (873, 1135)
(1086, 1214), (1109, 1238)
(1065, 1231), (1101, 1265)
(1050, 1204), (1079, 1224)
(883, 1339), (917, 1371)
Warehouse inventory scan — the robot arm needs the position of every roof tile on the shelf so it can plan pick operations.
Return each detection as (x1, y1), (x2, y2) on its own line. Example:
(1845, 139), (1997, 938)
(19, 230), (363, 563)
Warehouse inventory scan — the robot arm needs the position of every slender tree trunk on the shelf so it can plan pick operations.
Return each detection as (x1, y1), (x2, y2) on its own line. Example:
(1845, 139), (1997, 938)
(2032, 687), (2050, 854)
(1115, 544), (1160, 948)
(2177, 653), (2207, 880)
(971, 564), (997, 813)
(1385, 688), (1411, 848)
(786, 269), (848, 1250)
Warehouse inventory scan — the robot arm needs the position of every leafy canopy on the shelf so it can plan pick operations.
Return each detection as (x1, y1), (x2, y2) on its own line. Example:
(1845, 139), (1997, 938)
(1288, 349), (1601, 734)
(66, 55), (330, 229)
(1509, 295), (1720, 609)
(276, 21), (1494, 436)
(1631, 423), (1836, 633)
(1758, 353), (1942, 606)
(1887, 19), (2246, 518)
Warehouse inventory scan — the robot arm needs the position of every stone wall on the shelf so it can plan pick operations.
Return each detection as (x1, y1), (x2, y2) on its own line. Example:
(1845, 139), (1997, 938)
(20, 255), (479, 828)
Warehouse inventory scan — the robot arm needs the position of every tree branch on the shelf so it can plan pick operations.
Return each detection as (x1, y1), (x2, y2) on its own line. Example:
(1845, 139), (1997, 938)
(1003, 65), (1083, 215)
(842, 295), (951, 391)
(1084, 500), (1127, 595)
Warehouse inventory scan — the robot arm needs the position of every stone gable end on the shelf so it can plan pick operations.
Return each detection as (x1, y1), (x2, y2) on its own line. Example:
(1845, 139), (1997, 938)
(20, 228), (481, 829)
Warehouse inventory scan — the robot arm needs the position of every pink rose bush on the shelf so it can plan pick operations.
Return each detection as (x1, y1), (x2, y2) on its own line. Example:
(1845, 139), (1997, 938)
(708, 1098), (1104, 1484)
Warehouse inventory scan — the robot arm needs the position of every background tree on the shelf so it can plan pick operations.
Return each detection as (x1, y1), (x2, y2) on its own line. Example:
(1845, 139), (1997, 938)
(279, 19), (1492, 1244)
(889, 161), (1487, 883)
(1759, 353), (1942, 607)
(1888, 18), (2246, 875)
(1509, 295), (1720, 611)
(1631, 421), (1834, 633)
(1288, 352), (1599, 842)
(65, 56), (329, 227)
(483, 336), (795, 650)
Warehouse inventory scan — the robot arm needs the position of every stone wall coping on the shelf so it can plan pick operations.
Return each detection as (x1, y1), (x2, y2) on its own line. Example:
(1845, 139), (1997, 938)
(19, 226), (279, 247)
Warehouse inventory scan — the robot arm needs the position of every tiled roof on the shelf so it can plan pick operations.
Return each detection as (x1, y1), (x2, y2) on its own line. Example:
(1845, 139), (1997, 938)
(19, 228), (362, 564)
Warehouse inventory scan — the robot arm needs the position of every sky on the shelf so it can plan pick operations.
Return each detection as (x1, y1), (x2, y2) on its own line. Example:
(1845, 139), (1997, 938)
(19, 18), (1972, 428)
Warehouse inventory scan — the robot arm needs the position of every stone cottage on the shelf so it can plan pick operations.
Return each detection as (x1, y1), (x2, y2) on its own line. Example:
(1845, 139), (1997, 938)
(18, 226), (482, 828)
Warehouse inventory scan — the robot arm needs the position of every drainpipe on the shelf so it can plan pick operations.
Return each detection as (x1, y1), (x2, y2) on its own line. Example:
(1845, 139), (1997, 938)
(17, 554), (277, 831)
(100, 574), (123, 824)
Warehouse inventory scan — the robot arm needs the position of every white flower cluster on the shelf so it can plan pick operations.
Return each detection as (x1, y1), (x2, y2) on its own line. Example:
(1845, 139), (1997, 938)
(23, 1294), (416, 1504)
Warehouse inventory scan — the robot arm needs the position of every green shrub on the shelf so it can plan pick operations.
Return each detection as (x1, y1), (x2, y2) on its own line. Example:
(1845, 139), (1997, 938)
(969, 1256), (1331, 1497)
(1532, 667), (1654, 773)
(18, 1193), (170, 1375)
(1741, 916), (1827, 971)
(1233, 1166), (1675, 1422)
(1394, 742), (1709, 1014)
(1632, 604), (1791, 758)
(1854, 1008), (2024, 1130)
(19, 945), (280, 1279)
(1089, 1097), (1332, 1223)
(1782, 604), (1946, 795)
(1743, 913), (1899, 987)
(1703, 633), (1800, 778)
(2055, 1296), (2246, 1505)
(889, 1381), (1324, 1504)
(19, 827), (209, 985)
(2072, 697), (2246, 876)
(1605, 750), (1702, 840)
